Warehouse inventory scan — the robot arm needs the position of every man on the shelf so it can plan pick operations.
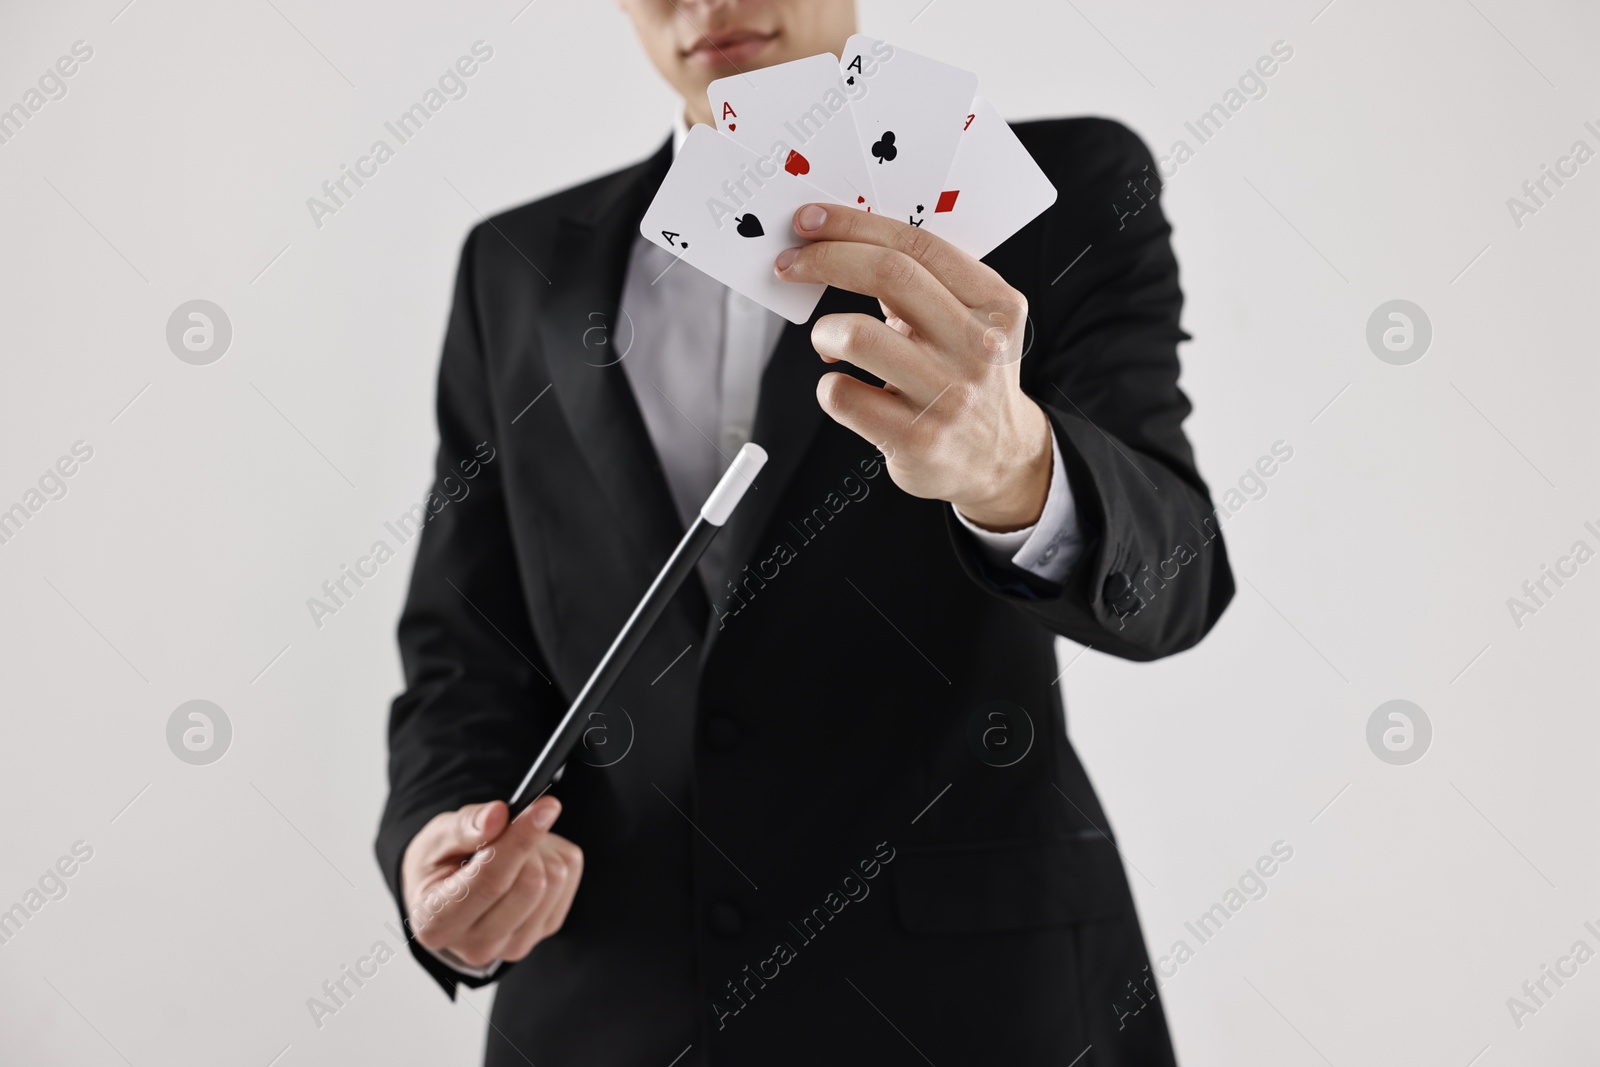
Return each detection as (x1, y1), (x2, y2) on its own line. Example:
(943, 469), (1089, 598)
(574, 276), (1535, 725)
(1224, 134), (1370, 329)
(376, 1), (1233, 1063)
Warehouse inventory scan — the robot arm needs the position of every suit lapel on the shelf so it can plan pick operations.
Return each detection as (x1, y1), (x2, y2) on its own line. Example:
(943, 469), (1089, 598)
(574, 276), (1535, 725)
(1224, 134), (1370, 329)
(538, 135), (711, 620)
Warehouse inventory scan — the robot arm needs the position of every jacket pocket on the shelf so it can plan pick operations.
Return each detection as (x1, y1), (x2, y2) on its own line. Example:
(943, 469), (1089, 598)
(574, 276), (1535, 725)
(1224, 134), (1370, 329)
(892, 834), (1135, 934)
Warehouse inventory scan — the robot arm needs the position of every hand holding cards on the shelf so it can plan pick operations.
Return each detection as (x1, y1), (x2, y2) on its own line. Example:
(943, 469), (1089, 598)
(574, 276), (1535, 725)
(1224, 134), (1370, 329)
(638, 36), (1058, 324)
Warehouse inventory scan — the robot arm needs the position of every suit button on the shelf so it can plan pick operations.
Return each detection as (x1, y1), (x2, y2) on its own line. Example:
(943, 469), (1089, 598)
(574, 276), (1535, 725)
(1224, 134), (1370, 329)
(705, 715), (741, 752)
(708, 901), (744, 938)
(1103, 570), (1142, 616)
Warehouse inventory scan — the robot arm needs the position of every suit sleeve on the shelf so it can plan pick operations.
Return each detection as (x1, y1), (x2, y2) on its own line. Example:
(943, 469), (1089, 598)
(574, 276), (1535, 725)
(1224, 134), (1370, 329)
(374, 224), (559, 996)
(946, 118), (1234, 661)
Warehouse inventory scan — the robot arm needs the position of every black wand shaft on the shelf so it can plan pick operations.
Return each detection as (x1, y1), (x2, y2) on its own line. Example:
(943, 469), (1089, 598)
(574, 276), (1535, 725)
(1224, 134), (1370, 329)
(507, 443), (767, 818)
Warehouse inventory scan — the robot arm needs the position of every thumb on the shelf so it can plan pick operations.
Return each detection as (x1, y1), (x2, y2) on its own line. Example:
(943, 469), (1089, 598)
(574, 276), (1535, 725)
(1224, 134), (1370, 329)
(450, 799), (508, 853)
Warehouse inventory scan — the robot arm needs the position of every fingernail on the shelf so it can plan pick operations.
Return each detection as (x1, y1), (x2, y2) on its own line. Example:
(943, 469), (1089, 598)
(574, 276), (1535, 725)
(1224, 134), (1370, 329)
(775, 246), (800, 272)
(533, 802), (559, 830)
(798, 204), (827, 231)
(471, 806), (488, 832)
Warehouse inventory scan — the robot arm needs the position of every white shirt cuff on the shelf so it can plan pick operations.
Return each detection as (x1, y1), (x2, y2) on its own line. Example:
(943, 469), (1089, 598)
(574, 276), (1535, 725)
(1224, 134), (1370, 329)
(424, 943), (502, 980)
(952, 428), (1084, 585)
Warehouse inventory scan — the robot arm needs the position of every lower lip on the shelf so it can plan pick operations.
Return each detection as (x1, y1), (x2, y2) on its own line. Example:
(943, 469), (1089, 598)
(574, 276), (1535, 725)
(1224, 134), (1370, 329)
(686, 34), (777, 68)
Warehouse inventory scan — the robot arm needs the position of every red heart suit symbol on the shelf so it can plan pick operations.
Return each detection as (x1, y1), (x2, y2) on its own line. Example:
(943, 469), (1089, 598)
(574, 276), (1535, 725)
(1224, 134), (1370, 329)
(784, 150), (810, 177)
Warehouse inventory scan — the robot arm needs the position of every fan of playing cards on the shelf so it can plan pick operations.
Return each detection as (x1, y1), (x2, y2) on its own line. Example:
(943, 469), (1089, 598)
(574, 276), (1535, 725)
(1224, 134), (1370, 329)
(640, 35), (1059, 324)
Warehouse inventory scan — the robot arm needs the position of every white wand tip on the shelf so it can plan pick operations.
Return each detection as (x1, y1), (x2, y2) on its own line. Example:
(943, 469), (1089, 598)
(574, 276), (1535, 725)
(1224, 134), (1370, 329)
(701, 443), (769, 526)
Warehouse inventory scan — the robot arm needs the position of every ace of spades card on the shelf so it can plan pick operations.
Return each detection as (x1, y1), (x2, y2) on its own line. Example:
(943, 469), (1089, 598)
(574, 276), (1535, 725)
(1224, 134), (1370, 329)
(639, 124), (846, 324)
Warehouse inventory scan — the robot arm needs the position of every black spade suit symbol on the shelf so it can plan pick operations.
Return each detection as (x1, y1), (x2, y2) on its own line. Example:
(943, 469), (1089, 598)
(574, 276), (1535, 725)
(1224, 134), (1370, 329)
(871, 130), (897, 164)
(735, 214), (764, 238)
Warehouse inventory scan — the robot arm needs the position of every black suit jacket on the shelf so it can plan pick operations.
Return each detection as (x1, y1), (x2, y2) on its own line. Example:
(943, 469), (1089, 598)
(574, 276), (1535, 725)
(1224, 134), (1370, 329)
(377, 116), (1233, 1067)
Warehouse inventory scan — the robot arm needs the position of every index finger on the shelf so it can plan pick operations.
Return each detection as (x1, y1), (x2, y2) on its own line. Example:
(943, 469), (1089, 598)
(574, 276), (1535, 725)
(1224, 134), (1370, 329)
(413, 802), (558, 941)
(790, 202), (1001, 308)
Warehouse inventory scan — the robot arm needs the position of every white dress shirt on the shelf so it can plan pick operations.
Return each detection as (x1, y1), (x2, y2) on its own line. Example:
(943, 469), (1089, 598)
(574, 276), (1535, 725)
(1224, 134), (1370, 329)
(425, 109), (1084, 980)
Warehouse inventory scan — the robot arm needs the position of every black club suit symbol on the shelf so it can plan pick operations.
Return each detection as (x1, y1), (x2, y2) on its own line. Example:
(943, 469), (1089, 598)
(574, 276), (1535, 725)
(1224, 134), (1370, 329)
(871, 131), (897, 164)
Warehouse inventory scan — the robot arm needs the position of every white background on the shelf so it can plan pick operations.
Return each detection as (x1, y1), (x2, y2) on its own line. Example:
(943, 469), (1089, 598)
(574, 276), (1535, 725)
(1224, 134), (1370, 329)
(1, 0), (1595, 1063)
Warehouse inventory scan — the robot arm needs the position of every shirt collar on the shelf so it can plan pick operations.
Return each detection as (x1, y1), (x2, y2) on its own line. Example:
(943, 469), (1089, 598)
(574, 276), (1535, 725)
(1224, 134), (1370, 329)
(672, 106), (691, 158)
